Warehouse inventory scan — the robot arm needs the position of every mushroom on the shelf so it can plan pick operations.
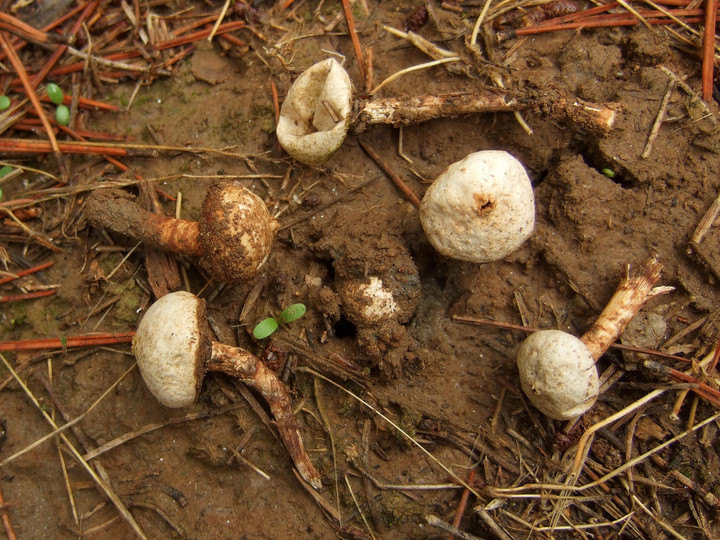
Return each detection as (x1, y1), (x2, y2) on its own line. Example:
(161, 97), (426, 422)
(276, 58), (353, 166)
(132, 290), (322, 489)
(517, 258), (671, 420)
(419, 150), (535, 263)
(85, 183), (278, 284)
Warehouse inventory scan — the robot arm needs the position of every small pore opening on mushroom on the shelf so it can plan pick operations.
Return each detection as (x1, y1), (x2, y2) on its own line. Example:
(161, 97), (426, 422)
(333, 314), (357, 338)
(473, 193), (496, 215)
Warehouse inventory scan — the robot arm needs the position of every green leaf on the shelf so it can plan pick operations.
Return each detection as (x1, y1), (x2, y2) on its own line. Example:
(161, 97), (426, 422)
(60, 335), (68, 352)
(46, 83), (64, 105)
(253, 317), (279, 340)
(601, 168), (615, 178)
(55, 104), (70, 126)
(279, 303), (306, 323)
(0, 166), (12, 178)
(0, 95), (10, 111)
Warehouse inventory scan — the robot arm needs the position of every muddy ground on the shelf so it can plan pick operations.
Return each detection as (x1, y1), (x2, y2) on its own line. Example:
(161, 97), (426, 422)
(1, 0), (720, 538)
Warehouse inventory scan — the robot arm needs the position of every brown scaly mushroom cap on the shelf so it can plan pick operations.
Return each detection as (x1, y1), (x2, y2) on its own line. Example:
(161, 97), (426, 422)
(199, 183), (279, 283)
(132, 291), (211, 408)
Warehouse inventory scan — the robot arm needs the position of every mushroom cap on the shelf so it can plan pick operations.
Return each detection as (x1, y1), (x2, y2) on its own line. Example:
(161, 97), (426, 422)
(517, 329), (599, 420)
(132, 291), (211, 408)
(276, 58), (353, 166)
(199, 183), (279, 284)
(419, 150), (535, 263)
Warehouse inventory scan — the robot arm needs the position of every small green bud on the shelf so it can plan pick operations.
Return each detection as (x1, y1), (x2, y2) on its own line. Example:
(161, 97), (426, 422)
(279, 303), (306, 323)
(601, 168), (615, 178)
(46, 83), (64, 105)
(55, 104), (70, 126)
(253, 317), (279, 340)
(0, 95), (10, 111)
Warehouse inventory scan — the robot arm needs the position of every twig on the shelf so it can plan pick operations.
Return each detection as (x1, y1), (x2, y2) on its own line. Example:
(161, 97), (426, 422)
(279, 176), (378, 230)
(448, 469), (475, 540)
(358, 141), (421, 207)
(0, 32), (68, 182)
(0, 331), (135, 351)
(0, 353), (147, 539)
(451, 314), (691, 363)
(426, 514), (485, 540)
(341, 0), (366, 80)
(83, 404), (244, 461)
(370, 57), (461, 96)
(0, 364), (136, 468)
(701, 0), (717, 102)
(0, 483), (16, 540)
(207, 0), (232, 42)
(0, 290), (56, 303)
(0, 261), (54, 285)
(642, 78), (675, 158)
(296, 367), (482, 498)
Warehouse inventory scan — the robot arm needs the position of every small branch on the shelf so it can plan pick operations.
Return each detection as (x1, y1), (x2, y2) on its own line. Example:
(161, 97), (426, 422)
(358, 141), (421, 207)
(0, 332), (135, 352)
(0, 261), (54, 286)
(341, 0), (366, 80)
(701, 0), (718, 102)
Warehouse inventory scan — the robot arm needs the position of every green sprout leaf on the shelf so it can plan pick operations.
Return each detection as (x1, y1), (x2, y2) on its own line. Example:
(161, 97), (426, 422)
(46, 83), (64, 105)
(55, 104), (70, 126)
(278, 303), (306, 324)
(601, 168), (615, 178)
(253, 317), (279, 340)
(0, 166), (12, 178)
(0, 95), (10, 111)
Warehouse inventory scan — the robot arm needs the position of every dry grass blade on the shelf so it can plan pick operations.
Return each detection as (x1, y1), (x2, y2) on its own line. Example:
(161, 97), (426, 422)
(296, 367), (482, 498)
(0, 353), (148, 539)
(0, 364), (136, 467)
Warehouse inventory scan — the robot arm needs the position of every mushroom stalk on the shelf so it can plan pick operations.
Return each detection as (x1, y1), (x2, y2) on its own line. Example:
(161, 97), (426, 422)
(86, 183), (278, 284)
(86, 190), (203, 255)
(580, 258), (667, 361)
(208, 342), (322, 489)
(352, 89), (617, 134)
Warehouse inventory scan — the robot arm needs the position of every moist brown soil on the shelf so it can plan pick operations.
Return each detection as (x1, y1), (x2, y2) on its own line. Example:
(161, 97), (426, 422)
(1, 2), (720, 539)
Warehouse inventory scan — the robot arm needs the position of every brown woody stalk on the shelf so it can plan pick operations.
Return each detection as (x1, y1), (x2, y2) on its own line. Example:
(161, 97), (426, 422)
(580, 259), (664, 361)
(208, 342), (322, 489)
(353, 89), (617, 134)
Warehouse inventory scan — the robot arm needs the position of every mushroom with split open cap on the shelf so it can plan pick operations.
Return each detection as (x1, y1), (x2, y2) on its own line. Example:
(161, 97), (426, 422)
(132, 291), (322, 489)
(276, 58), (353, 166)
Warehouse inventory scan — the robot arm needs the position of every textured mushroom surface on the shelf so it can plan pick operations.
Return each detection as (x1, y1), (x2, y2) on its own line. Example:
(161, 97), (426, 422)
(517, 329), (599, 420)
(199, 183), (278, 283)
(420, 150), (535, 263)
(132, 291), (211, 408)
(276, 58), (353, 165)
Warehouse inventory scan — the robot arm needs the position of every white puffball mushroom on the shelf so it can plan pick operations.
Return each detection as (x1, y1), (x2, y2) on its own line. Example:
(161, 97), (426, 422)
(517, 329), (599, 420)
(420, 150), (535, 263)
(132, 291), (209, 408)
(277, 58), (353, 166)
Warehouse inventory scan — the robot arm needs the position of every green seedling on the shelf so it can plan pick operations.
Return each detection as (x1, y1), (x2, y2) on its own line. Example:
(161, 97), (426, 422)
(253, 303), (306, 340)
(46, 83), (64, 105)
(0, 95), (10, 111)
(601, 168), (615, 178)
(55, 104), (70, 126)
